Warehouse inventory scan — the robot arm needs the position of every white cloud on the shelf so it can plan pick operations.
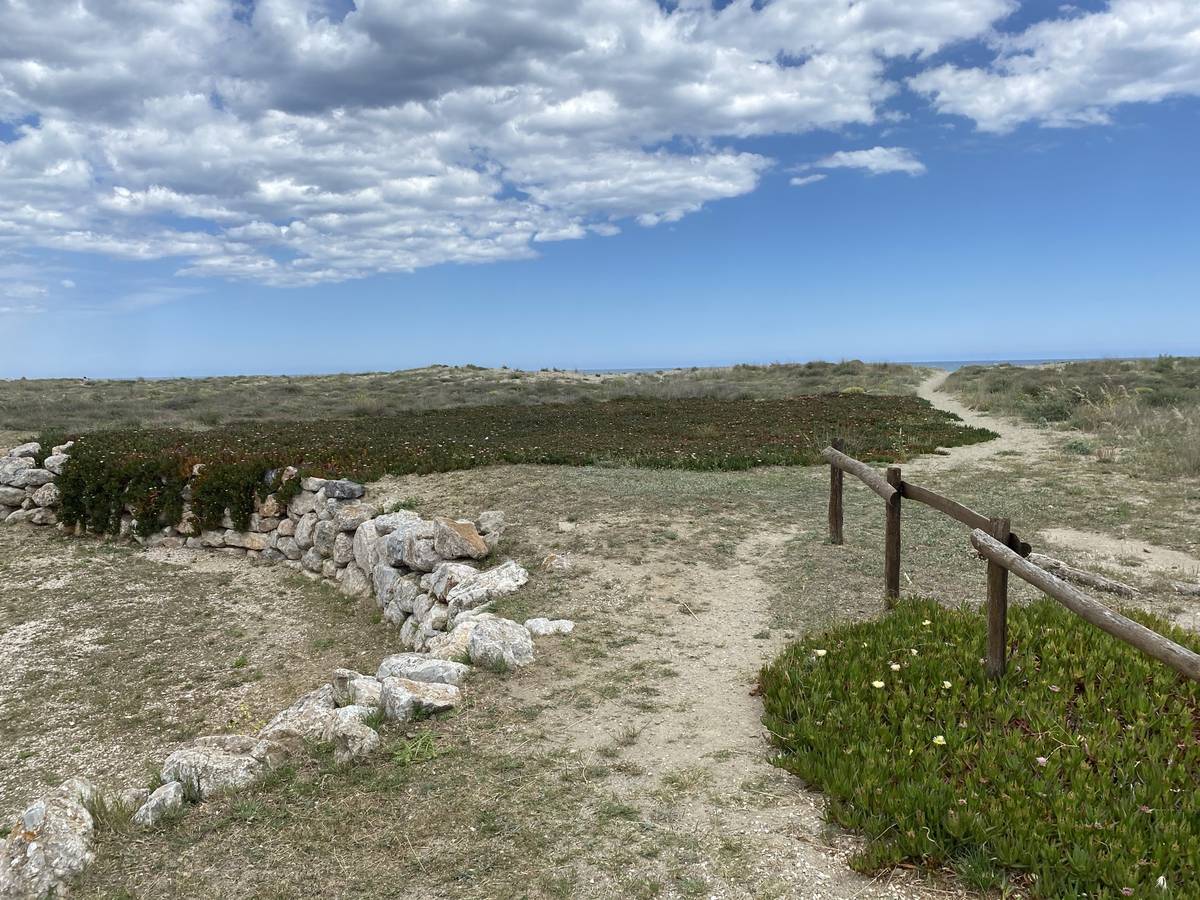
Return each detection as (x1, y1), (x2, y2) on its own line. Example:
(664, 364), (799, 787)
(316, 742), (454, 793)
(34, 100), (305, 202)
(789, 174), (827, 188)
(910, 0), (1200, 133)
(809, 146), (927, 176)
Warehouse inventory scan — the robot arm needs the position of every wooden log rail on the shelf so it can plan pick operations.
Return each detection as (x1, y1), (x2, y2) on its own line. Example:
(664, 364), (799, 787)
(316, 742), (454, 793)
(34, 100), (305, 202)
(972, 530), (1200, 683)
(822, 442), (1193, 683)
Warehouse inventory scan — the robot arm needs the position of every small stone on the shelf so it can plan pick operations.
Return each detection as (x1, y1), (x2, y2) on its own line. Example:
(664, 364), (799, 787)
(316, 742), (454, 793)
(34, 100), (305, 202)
(426, 561), (479, 601)
(477, 510), (505, 535)
(42, 454), (71, 475)
(432, 517), (490, 560)
(525, 617), (576, 636)
(294, 511), (319, 549)
(131, 781), (184, 827)
(30, 508), (59, 526)
(333, 531), (355, 566)
(445, 560), (530, 618)
(324, 479), (365, 500)
(301, 547), (324, 573)
(339, 563), (373, 599)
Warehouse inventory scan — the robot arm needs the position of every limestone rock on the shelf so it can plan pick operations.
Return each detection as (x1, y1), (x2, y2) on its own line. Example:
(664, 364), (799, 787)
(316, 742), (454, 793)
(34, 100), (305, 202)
(0, 486), (26, 506)
(313, 520), (339, 558)
(161, 735), (286, 800)
(294, 511), (318, 549)
(277, 517), (296, 537)
(372, 510), (421, 535)
(301, 547), (324, 573)
(300, 476), (327, 492)
(331, 668), (365, 706)
(0, 456), (34, 486)
(200, 529), (226, 548)
(340, 563), (373, 599)
(372, 562), (401, 608)
(0, 779), (95, 900)
(379, 676), (460, 722)
(277, 536), (302, 560)
(256, 494), (281, 518)
(224, 530), (270, 551)
(425, 562), (479, 601)
(399, 520), (441, 572)
(8, 441), (40, 458)
(51, 442), (74, 456)
(525, 617), (576, 636)
(354, 521), (383, 573)
(9, 468), (54, 489)
(477, 510), (505, 537)
(333, 531), (355, 566)
(329, 710), (380, 764)
(433, 517), (490, 560)
(29, 508), (58, 526)
(333, 501), (377, 532)
(324, 479), (365, 500)
(42, 454), (70, 476)
(131, 781), (184, 827)
(445, 560), (530, 618)
(473, 617), (535, 670)
(288, 490), (319, 518)
(376, 653), (471, 686)
(259, 686), (337, 743)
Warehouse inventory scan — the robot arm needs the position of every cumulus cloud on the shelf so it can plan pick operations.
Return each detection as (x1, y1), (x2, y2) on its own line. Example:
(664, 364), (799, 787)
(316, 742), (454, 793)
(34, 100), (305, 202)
(0, 0), (1189, 286)
(809, 146), (927, 176)
(910, 0), (1200, 133)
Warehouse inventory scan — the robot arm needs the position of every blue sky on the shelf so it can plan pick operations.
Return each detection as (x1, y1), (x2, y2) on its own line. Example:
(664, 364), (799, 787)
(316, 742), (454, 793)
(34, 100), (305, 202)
(1, 1), (1197, 378)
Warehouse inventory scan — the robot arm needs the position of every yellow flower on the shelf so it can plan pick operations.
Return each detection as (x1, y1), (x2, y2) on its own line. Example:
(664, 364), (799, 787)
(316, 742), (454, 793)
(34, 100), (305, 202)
(872, 680), (885, 689)
(932, 735), (947, 746)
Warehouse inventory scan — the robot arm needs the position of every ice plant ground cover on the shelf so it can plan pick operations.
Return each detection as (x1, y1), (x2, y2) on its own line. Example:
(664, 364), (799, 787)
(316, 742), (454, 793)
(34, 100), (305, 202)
(759, 599), (1200, 898)
(50, 394), (993, 535)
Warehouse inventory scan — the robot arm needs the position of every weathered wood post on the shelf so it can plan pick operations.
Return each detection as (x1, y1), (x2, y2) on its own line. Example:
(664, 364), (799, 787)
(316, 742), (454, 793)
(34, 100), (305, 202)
(884, 465), (902, 607)
(986, 517), (1011, 678)
(828, 438), (844, 545)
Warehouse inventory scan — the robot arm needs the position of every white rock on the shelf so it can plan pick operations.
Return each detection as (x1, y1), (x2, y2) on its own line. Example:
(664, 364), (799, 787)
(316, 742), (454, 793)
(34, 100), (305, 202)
(300, 476), (327, 492)
(277, 517), (296, 537)
(224, 529), (270, 551)
(289, 490), (319, 518)
(313, 520), (338, 557)
(376, 653), (471, 686)
(340, 563), (373, 599)
(354, 521), (383, 572)
(525, 617), (576, 636)
(445, 560), (530, 618)
(379, 676), (460, 722)
(324, 480), (365, 500)
(30, 508), (58, 526)
(329, 714), (380, 764)
(467, 617), (534, 671)
(333, 531), (355, 566)
(259, 685), (338, 743)
(426, 562), (479, 601)
(0, 779), (95, 900)
(42, 454), (70, 476)
(0, 456), (34, 486)
(9, 468), (53, 489)
(51, 442), (74, 456)
(8, 441), (40, 458)
(294, 511), (318, 549)
(477, 510), (505, 536)
(131, 781), (184, 827)
(333, 501), (377, 532)
(0, 486), (25, 506)
(301, 547), (324, 573)
(161, 735), (286, 800)
(277, 536), (302, 560)
(372, 510), (421, 535)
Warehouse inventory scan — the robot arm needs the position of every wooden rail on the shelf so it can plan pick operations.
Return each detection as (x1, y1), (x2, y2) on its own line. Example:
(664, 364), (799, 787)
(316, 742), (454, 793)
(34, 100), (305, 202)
(972, 530), (1200, 682)
(823, 442), (1199, 683)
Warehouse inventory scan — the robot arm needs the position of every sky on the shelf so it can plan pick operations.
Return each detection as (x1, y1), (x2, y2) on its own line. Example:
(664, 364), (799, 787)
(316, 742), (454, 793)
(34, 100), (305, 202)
(0, 0), (1198, 378)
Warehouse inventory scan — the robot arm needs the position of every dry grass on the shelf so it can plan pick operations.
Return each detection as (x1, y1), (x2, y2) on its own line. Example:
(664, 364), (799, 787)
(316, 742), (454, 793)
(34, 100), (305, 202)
(946, 356), (1200, 479)
(0, 361), (929, 435)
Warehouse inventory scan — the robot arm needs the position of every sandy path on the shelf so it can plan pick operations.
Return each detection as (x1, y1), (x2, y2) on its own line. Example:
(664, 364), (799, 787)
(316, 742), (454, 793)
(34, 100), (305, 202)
(914, 370), (1053, 471)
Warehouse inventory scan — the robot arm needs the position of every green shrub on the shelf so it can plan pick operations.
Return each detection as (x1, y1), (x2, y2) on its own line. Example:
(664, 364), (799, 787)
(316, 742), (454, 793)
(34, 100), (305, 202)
(55, 395), (994, 535)
(760, 598), (1200, 897)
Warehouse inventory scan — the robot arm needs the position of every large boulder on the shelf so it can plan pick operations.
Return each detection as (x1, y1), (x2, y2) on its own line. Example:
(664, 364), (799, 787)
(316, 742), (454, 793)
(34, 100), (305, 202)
(131, 781), (184, 827)
(313, 520), (338, 558)
(161, 735), (286, 801)
(0, 456), (34, 486)
(8, 468), (53, 489)
(301, 547), (324, 573)
(0, 779), (95, 900)
(379, 677), (460, 722)
(0, 486), (25, 507)
(333, 501), (377, 532)
(41, 454), (70, 476)
(288, 490), (320, 518)
(354, 521), (384, 572)
(324, 479), (365, 500)
(432, 517), (490, 560)
(445, 561), (530, 618)
(259, 686), (338, 743)
(376, 653), (471, 686)
(31, 483), (61, 508)
(372, 510), (421, 535)
(294, 511), (319, 549)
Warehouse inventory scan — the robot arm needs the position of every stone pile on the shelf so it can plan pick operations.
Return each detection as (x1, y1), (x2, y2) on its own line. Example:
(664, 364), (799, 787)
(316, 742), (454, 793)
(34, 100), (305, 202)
(0, 441), (71, 526)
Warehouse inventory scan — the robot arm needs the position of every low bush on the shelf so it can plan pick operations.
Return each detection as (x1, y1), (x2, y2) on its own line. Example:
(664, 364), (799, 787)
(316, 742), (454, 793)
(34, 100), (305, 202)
(50, 394), (994, 535)
(760, 598), (1200, 897)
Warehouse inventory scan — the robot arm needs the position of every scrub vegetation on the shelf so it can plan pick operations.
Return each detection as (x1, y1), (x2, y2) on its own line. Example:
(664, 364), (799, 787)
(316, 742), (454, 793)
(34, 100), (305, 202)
(0, 360), (928, 433)
(946, 356), (1200, 478)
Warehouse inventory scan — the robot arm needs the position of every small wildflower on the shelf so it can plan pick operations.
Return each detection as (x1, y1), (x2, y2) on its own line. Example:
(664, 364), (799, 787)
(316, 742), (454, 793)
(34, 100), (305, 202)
(890, 663), (901, 672)
(1157, 875), (1168, 889)
(942, 680), (952, 689)
(932, 735), (946, 746)
(921, 619), (932, 626)
(1122, 889), (1134, 896)
(909, 648), (918, 656)
(872, 680), (885, 689)
(814, 649), (827, 657)
(1036, 756), (1048, 767)
(1049, 684), (1061, 693)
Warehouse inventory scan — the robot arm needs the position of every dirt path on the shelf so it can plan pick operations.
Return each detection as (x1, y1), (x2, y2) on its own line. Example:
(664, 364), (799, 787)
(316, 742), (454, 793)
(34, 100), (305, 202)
(915, 370), (1054, 471)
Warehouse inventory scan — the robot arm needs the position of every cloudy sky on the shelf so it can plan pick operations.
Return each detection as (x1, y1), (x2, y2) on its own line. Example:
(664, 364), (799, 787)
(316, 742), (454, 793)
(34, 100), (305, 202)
(1, 0), (1198, 377)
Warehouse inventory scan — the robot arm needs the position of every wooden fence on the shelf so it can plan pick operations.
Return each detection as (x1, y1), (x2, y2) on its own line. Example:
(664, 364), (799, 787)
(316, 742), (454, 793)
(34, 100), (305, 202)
(822, 442), (1200, 683)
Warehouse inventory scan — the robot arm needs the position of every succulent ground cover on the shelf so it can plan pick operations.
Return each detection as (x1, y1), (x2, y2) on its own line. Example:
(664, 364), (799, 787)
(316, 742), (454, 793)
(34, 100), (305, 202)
(760, 598), (1200, 898)
(51, 394), (994, 535)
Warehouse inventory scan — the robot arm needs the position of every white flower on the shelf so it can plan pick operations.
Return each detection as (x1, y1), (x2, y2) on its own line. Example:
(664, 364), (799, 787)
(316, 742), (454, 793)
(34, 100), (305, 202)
(872, 680), (885, 689)
(814, 649), (827, 657)
(932, 735), (946, 746)
(922, 619), (932, 626)
(942, 680), (952, 689)
(910, 649), (918, 656)
(890, 663), (901, 672)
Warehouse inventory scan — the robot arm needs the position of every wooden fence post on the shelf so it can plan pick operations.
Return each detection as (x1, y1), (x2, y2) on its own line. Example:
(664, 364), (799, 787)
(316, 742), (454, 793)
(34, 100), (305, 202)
(884, 465), (902, 607)
(828, 438), (844, 545)
(986, 517), (1011, 678)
